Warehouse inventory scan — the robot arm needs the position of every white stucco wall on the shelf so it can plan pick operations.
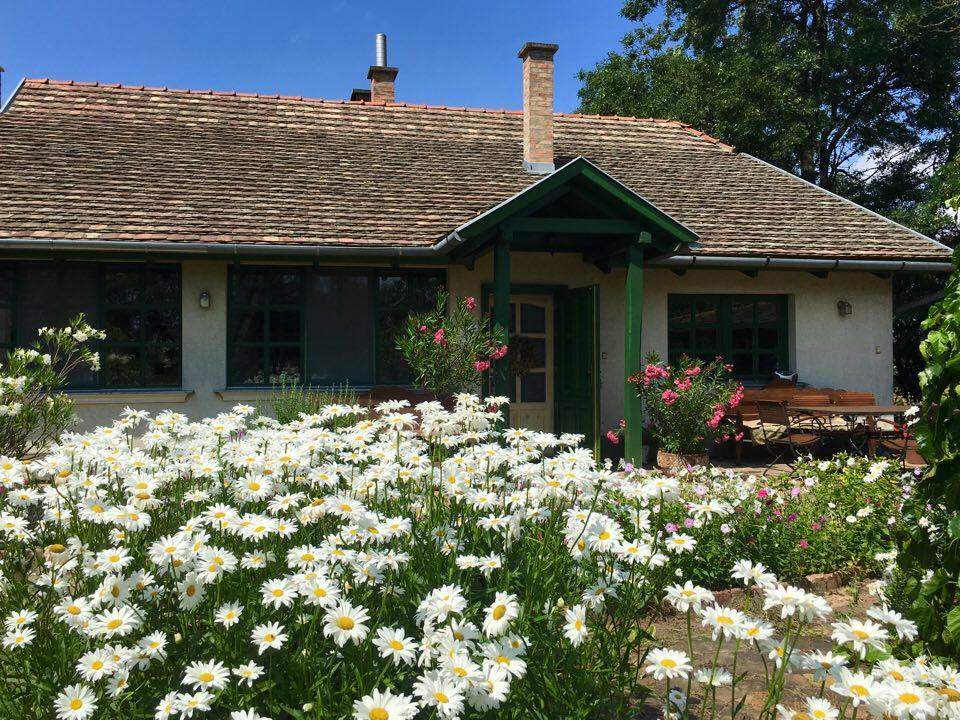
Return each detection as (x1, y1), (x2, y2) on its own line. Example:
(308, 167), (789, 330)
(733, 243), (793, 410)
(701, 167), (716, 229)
(70, 256), (894, 429)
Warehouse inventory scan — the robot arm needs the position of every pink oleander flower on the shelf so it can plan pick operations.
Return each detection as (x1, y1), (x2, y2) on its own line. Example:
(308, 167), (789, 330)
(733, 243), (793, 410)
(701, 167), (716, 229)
(465, 296), (477, 311)
(473, 360), (490, 372)
(605, 430), (620, 445)
(433, 328), (447, 346)
(661, 389), (679, 405)
(685, 366), (701, 376)
(489, 345), (508, 360)
(798, 539), (809, 549)
(419, 325), (429, 332)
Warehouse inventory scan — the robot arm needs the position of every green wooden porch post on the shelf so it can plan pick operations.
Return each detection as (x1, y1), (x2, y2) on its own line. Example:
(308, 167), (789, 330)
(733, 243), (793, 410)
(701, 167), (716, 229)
(493, 231), (512, 417)
(624, 233), (649, 465)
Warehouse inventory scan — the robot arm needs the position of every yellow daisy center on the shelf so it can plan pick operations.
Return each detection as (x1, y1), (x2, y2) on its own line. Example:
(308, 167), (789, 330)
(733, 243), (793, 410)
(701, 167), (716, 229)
(492, 605), (507, 620)
(389, 640), (404, 651)
(369, 709), (388, 720)
(199, 672), (214, 683)
(660, 658), (677, 668)
(899, 692), (920, 704)
(337, 617), (355, 630)
(434, 692), (449, 703)
(70, 699), (83, 711)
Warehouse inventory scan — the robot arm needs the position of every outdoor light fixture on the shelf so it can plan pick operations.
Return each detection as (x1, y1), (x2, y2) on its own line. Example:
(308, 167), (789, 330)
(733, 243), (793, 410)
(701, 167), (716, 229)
(837, 300), (852, 317)
(199, 291), (211, 309)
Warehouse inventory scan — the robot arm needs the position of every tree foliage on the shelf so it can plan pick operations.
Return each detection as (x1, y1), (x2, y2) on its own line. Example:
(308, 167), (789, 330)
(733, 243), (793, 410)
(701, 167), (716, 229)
(578, 0), (960, 395)
(896, 246), (960, 657)
(579, 0), (960, 193)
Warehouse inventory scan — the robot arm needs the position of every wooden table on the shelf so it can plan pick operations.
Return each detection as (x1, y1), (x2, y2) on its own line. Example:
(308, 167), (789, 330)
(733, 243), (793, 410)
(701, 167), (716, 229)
(787, 404), (910, 457)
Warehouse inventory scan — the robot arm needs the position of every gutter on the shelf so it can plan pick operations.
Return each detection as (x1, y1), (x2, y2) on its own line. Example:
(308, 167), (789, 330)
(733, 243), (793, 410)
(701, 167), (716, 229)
(0, 238), (439, 258)
(0, 238), (951, 273)
(648, 255), (953, 273)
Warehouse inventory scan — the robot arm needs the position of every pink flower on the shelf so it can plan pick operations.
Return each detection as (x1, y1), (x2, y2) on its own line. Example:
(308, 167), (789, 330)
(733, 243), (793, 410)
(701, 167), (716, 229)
(674, 377), (692, 391)
(685, 366), (701, 376)
(489, 345), (508, 360)
(419, 325), (429, 333)
(798, 539), (809, 549)
(757, 488), (769, 499)
(473, 360), (490, 372)
(465, 296), (477, 311)
(605, 430), (620, 445)
(433, 328), (447, 346)
(661, 389), (679, 405)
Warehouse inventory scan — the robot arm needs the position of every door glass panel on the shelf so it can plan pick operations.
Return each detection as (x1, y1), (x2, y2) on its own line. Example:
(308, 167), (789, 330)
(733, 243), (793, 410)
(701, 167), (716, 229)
(520, 303), (546, 334)
(528, 338), (547, 368)
(520, 372), (546, 403)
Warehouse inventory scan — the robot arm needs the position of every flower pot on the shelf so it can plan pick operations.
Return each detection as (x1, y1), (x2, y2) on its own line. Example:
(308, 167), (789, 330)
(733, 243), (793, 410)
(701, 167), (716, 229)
(656, 449), (709, 473)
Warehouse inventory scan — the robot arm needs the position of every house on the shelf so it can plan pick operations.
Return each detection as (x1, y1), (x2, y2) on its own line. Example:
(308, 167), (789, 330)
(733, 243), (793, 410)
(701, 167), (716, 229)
(0, 38), (952, 462)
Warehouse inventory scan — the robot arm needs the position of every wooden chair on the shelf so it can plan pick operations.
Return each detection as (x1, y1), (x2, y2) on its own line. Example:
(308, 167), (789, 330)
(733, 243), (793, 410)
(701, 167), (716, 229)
(732, 388), (797, 461)
(790, 391), (831, 430)
(755, 400), (821, 472)
(878, 435), (924, 469)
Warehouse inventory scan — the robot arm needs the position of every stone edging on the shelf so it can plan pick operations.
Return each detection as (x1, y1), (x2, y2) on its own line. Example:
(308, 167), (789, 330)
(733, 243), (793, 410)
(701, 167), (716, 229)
(659, 567), (858, 615)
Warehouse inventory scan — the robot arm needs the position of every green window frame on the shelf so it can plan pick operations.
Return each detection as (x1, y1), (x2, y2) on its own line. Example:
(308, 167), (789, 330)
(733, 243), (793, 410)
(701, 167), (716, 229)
(98, 264), (183, 389)
(0, 263), (14, 356)
(667, 294), (789, 379)
(0, 260), (182, 388)
(226, 265), (445, 387)
(227, 266), (306, 386)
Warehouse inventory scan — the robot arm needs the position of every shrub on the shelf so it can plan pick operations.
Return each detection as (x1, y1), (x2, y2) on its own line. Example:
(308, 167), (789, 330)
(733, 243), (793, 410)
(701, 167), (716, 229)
(895, 246), (960, 657)
(627, 353), (743, 454)
(0, 314), (103, 458)
(655, 455), (905, 589)
(396, 290), (506, 397)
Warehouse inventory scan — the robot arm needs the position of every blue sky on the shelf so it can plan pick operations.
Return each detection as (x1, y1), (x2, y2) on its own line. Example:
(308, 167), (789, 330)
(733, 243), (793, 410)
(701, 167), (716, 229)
(1, 1), (642, 112)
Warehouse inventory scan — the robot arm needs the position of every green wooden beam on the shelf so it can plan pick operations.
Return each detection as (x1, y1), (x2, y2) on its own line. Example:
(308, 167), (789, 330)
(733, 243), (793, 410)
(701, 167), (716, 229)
(623, 233), (648, 466)
(493, 232), (512, 419)
(503, 217), (643, 235)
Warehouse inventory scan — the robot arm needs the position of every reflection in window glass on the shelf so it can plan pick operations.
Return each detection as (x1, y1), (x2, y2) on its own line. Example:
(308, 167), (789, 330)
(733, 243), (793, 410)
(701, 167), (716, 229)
(667, 294), (788, 379)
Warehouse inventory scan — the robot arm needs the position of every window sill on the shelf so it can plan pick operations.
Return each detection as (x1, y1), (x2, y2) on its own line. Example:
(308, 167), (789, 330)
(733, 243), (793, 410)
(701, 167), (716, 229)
(68, 389), (195, 405)
(214, 385), (419, 402)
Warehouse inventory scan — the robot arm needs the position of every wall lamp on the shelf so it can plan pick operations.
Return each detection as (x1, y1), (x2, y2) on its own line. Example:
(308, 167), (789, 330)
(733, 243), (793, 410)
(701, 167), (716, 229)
(837, 299), (852, 317)
(199, 291), (211, 309)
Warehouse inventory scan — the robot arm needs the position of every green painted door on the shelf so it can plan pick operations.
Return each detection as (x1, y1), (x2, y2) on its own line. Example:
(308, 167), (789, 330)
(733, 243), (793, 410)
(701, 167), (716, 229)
(555, 285), (599, 454)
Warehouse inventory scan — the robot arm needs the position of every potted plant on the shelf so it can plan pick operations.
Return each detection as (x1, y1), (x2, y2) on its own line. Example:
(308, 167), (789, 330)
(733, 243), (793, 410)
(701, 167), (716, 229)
(620, 352), (743, 472)
(397, 290), (507, 400)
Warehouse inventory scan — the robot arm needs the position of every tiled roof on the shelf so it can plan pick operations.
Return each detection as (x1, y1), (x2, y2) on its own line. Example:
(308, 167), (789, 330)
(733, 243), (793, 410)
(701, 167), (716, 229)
(0, 79), (948, 260)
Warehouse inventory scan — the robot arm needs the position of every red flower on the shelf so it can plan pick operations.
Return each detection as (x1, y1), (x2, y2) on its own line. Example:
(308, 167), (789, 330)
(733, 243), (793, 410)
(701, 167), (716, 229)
(473, 360), (490, 372)
(489, 345), (508, 360)
(465, 296), (477, 311)
(605, 430), (620, 445)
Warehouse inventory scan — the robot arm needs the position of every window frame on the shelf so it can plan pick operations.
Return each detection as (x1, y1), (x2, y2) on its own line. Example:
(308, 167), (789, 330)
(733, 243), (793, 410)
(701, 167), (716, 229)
(97, 263), (183, 389)
(226, 265), (446, 388)
(0, 262), (15, 356)
(226, 265), (307, 387)
(667, 294), (789, 380)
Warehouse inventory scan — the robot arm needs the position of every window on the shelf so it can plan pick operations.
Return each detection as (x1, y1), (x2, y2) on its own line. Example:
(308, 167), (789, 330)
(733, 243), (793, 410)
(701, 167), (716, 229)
(668, 294), (788, 379)
(0, 260), (182, 388)
(228, 267), (305, 386)
(100, 264), (182, 387)
(0, 264), (13, 356)
(227, 266), (444, 387)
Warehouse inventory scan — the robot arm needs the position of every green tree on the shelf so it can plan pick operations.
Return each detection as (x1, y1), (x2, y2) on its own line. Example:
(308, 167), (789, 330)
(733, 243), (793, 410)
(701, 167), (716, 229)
(579, 0), (960, 194)
(578, 1), (960, 395)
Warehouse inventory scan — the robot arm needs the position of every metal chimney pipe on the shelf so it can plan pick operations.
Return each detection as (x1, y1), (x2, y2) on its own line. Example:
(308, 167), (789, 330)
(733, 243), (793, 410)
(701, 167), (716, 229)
(375, 33), (387, 67)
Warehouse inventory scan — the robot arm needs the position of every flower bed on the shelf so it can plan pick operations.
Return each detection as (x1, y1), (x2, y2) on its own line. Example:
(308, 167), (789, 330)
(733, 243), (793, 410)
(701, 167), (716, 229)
(0, 397), (952, 720)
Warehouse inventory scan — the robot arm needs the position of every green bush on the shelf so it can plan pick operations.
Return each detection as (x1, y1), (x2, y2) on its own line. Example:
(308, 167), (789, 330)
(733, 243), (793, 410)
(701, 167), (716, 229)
(0, 314), (103, 457)
(896, 246), (960, 657)
(656, 455), (906, 589)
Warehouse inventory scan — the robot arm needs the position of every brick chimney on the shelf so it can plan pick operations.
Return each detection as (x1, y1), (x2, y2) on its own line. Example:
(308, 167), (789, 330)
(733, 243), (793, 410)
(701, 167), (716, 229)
(368, 33), (398, 103)
(518, 42), (559, 173)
